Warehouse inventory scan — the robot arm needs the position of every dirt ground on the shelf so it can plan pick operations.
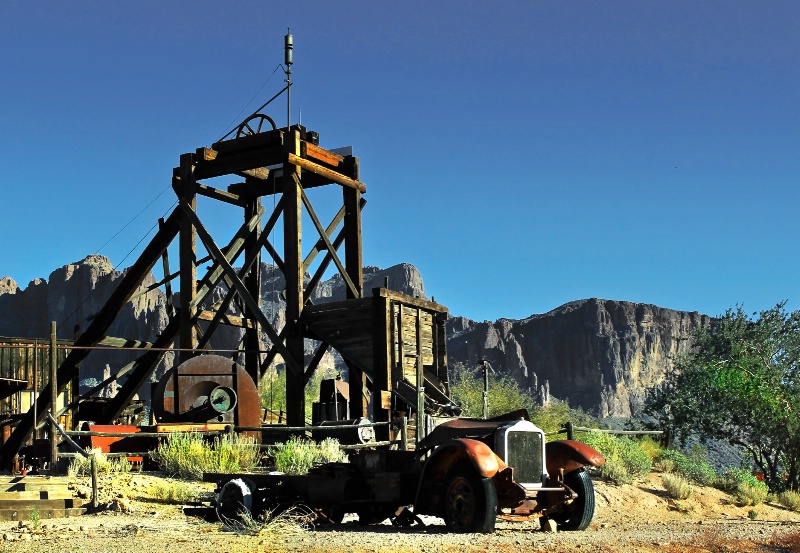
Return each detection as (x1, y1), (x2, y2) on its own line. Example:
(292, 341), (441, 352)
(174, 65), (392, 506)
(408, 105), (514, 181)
(3, 471), (800, 553)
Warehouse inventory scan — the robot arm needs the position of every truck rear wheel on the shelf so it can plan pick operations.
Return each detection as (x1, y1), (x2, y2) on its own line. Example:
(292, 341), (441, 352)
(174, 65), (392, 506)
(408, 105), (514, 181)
(216, 478), (254, 523)
(443, 464), (497, 533)
(550, 468), (595, 531)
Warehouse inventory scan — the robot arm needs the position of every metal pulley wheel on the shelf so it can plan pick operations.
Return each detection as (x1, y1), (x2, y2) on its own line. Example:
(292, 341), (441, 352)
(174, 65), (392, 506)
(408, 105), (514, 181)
(151, 354), (261, 429)
(236, 113), (278, 137)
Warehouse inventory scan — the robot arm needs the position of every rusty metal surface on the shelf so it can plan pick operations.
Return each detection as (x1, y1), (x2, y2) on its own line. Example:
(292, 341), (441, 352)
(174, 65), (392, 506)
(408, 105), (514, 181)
(151, 355), (261, 430)
(545, 439), (606, 476)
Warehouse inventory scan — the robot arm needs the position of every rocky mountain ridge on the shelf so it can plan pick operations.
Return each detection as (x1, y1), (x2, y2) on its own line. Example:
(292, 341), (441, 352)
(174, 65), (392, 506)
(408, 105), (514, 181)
(0, 256), (710, 418)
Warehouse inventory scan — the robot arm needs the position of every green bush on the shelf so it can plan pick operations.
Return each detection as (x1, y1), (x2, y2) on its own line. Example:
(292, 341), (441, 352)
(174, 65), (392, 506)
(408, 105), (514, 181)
(655, 449), (717, 486)
(68, 448), (132, 477)
(145, 479), (207, 504)
(151, 432), (260, 480)
(778, 490), (800, 512)
(662, 473), (693, 499)
(580, 432), (652, 484)
(637, 435), (663, 462)
(735, 481), (769, 506)
(717, 467), (755, 491)
(270, 436), (347, 475)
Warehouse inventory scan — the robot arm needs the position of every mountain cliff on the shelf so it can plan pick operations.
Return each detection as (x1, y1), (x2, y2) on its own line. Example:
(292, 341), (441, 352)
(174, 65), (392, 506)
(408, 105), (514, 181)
(0, 257), (710, 417)
(446, 299), (711, 417)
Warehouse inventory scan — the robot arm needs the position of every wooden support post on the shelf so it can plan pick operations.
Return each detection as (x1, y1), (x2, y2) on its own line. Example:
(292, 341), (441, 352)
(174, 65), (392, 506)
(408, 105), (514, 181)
(91, 455), (98, 509)
(177, 153), (198, 364)
(416, 309), (425, 442)
(49, 322), (58, 474)
(343, 180), (367, 420)
(283, 130), (305, 428)
(243, 194), (262, 386)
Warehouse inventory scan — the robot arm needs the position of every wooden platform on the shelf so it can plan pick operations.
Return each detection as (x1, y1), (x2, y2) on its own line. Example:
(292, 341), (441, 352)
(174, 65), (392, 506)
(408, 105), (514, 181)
(0, 475), (86, 521)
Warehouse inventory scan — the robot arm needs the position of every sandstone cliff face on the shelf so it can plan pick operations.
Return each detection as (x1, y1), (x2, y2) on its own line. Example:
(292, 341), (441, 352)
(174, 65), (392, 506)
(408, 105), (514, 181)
(446, 299), (711, 418)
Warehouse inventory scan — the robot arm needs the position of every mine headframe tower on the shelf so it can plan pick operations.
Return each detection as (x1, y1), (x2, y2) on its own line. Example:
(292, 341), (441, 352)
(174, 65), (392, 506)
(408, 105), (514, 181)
(0, 110), (371, 469)
(0, 36), (457, 470)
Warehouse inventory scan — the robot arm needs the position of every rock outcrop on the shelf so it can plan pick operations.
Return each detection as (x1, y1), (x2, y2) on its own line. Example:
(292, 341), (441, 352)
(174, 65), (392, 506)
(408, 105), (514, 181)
(446, 299), (711, 417)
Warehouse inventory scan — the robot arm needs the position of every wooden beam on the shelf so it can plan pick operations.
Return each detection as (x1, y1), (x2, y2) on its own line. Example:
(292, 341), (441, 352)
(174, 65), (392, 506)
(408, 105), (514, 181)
(301, 188), (359, 299)
(96, 316), (180, 423)
(196, 183), (247, 207)
(284, 131), (306, 428)
(177, 153), (198, 363)
(344, 183), (366, 419)
(190, 205), (265, 310)
(96, 336), (155, 349)
(197, 309), (255, 329)
(179, 199), (302, 375)
(303, 142), (344, 167)
(287, 153), (366, 193)
(303, 342), (330, 384)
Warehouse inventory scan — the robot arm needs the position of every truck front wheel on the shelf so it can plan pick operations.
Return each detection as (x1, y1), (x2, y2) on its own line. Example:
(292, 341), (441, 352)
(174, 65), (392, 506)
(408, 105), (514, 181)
(549, 468), (595, 531)
(443, 464), (498, 533)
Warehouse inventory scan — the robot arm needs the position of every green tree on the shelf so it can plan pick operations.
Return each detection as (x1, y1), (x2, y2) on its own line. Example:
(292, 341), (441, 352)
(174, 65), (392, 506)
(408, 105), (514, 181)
(644, 303), (800, 491)
(448, 362), (536, 418)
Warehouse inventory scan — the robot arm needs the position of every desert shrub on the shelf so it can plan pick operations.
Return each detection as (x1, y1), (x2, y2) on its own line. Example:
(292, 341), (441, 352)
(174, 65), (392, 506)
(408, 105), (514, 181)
(529, 402), (599, 437)
(656, 449), (716, 486)
(717, 467), (769, 505)
(778, 490), (800, 512)
(68, 448), (132, 476)
(662, 473), (693, 499)
(145, 479), (207, 504)
(270, 436), (347, 475)
(151, 432), (260, 480)
(637, 435), (663, 461)
(735, 481), (769, 506)
(580, 431), (652, 484)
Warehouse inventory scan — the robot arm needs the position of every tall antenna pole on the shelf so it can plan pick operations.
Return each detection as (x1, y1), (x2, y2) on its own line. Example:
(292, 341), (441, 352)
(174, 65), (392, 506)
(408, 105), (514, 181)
(284, 30), (293, 129)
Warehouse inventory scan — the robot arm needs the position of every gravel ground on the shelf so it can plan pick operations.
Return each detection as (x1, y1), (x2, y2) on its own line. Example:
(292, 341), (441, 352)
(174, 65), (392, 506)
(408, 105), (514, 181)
(3, 472), (800, 553)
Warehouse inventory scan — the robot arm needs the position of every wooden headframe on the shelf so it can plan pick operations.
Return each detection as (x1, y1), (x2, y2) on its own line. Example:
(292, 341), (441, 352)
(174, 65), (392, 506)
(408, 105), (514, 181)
(0, 123), (366, 468)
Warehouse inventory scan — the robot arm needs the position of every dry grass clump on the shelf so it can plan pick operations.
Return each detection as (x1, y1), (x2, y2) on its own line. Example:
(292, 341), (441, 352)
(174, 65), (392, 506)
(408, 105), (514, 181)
(223, 505), (313, 536)
(270, 436), (347, 475)
(150, 432), (260, 480)
(144, 479), (208, 504)
(68, 448), (132, 476)
(662, 473), (693, 500)
(779, 490), (800, 512)
(734, 481), (769, 506)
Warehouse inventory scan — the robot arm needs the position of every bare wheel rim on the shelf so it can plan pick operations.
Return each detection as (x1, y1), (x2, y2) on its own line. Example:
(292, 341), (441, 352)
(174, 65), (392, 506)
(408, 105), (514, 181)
(446, 476), (478, 530)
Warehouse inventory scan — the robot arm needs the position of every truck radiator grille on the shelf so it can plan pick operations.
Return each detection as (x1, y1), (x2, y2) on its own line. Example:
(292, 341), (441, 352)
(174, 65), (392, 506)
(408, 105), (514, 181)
(506, 430), (543, 485)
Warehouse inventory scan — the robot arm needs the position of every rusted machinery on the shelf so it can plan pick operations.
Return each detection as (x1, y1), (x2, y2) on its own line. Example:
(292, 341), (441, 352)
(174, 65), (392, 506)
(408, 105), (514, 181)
(151, 354), (261, 428)
(210, 410), (605, 533)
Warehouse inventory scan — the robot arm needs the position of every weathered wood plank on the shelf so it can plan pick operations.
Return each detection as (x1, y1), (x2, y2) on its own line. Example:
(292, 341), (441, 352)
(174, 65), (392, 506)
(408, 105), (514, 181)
(287, 153), (366, 193)
(303, 141), (344, 167)
(196, 182), (247, 207)
(197, 310), (254, 329)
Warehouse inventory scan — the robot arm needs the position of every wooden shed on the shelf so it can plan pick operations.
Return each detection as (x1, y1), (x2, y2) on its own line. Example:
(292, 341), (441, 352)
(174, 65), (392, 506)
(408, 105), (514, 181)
(303, 288), (457, 441)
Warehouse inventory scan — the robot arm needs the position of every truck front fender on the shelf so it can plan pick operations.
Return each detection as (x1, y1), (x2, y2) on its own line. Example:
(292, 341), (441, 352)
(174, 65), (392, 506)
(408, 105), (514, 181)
(413, 438), (507, 514)
(545, 439), (605, 477)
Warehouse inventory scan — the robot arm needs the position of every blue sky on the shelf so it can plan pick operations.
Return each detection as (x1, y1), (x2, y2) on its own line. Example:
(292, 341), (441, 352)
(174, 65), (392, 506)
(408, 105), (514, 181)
(1, 1), (797, 322)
